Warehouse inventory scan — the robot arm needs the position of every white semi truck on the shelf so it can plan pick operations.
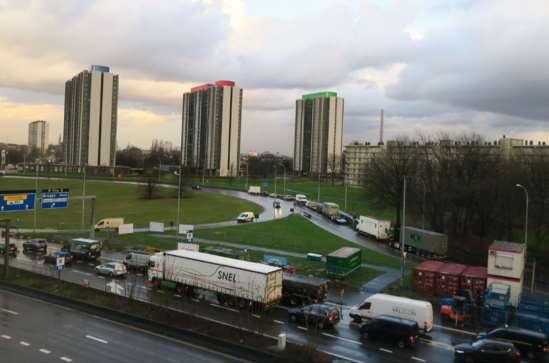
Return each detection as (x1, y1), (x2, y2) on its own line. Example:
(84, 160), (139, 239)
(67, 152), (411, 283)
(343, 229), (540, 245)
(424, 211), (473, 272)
(148, 250), (283, 310)
(356, 216), (391, 240)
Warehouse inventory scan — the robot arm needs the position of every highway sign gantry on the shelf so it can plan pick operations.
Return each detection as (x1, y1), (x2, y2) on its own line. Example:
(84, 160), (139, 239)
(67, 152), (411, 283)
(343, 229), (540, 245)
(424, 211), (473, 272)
(41, 188), (70, 209)
(0, 190), (36, 212)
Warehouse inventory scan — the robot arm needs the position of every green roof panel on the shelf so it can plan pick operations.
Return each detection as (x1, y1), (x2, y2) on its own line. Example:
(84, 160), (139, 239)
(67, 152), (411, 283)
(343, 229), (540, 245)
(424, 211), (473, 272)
(302, 91), (337, 100)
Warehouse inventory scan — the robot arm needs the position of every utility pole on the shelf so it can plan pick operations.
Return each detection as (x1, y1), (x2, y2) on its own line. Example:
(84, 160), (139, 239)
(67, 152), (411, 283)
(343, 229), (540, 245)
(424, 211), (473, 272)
(344, 182), (348, 210)
(176, 165), (182, 237)
(81, 165), (87, 230)
(283, 166), (286, 194)
(246, 162), (249, 190)
(317, 172), (321, 202)
(33, 161), (39, 232)
(274, 167), (277, 194)
(89, 197), (96, 239)
(1, 219), (10, 279)
(400, 176), (407, 287)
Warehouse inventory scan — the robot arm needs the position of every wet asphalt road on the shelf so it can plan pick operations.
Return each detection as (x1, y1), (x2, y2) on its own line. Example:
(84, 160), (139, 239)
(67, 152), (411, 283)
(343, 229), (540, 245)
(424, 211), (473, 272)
(0, 289), (249, 363)
(0, 242), (476, 363)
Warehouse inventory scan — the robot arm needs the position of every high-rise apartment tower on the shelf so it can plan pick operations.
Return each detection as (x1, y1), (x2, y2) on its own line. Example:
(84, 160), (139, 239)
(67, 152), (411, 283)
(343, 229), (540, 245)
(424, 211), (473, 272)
(28, 120), (49, 154)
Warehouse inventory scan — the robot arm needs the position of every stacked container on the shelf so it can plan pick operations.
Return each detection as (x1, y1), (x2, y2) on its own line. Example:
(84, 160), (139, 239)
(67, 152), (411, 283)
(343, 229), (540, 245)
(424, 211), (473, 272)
(413, 260), (445, 293)
(481, 282), (512, 326)
(325, 247), (362, 278)
(436, 263), (467, 297)
(460, 266), (487, 303)
(487, 241), (525, 306)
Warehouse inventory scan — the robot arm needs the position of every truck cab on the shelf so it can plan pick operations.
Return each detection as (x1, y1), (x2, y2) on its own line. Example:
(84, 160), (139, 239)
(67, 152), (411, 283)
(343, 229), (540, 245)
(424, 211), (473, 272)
(67, 238), (102, 260)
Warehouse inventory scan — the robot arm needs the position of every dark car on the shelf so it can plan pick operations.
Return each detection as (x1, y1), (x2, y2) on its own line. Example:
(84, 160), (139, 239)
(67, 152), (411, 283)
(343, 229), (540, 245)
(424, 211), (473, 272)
(0, 242), (17, 255)
(478, 327), (549, 361)
(43, 251), (74, 266)
(288, 304), (340, 330)
(359, 315), (420, 349)
(22, 238), (47, 253)
(454, 339), (521, 363)
(191, 185), (201, 190)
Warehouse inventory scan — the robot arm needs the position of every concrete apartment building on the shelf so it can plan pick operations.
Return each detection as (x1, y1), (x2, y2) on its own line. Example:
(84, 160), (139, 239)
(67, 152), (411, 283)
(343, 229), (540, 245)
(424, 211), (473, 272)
(63, 65), (119, 167)
(293, 92), (344, 176)
(344, 135), (549, 186)
(181, 80), (242, 177)
(28, 120), (49, 154)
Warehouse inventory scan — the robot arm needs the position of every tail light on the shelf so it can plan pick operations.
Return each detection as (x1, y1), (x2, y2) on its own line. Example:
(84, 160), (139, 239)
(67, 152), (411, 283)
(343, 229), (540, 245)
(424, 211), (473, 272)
(543, 346), (549, 353)
(328, 313), (334, 321)
(515, 351), (521, 357)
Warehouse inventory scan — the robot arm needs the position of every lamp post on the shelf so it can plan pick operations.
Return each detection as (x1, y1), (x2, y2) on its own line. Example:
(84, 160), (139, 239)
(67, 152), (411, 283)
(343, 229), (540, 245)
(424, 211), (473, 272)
(33, 160), (39, 232)
(317, 172), (321, 202)
(515, 184), (534, 292)
(400, 176), (408, 287)
(176, 165), (182, 238)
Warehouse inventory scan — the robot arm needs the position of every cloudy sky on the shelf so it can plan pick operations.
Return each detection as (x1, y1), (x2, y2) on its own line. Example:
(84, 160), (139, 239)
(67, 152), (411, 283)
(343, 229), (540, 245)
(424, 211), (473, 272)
(1, 0), (548, 154)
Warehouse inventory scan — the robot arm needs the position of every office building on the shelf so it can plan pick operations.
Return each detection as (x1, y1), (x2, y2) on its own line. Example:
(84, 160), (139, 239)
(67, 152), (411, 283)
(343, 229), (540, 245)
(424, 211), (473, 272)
(28, 120), (49, 154)
(63, 65), (119, 167)
(293, 92), (344, 175)
(181, 80), (242, 177)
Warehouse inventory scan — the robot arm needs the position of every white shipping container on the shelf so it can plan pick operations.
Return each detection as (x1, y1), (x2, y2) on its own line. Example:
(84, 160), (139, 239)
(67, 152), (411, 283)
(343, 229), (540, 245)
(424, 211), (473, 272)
(118, 223), (134, 235)
(487, 276), (523, 306)
(149, 250), (283, 305)
(149, 221), (165, 233)
(487, 241), (525, 280)
(356, 216), (391, 240)
(349, 293), (434, 332)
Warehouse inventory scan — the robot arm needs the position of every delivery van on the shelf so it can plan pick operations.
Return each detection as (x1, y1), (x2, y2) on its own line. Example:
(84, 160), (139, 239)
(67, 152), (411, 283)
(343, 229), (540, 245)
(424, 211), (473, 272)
(95, 218), (124, 231)
(349, 293), (433, 332)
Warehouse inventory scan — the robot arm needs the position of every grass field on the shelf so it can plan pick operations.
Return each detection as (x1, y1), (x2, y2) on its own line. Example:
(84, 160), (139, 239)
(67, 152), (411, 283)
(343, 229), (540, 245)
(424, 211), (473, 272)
(0, 178), (262, 228)
(194, 214), (401, 269)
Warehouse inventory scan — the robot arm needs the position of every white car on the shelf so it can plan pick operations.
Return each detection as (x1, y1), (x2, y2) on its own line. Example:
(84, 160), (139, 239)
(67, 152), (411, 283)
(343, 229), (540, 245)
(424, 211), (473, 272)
(237, 211), (255, 223)
(95, 262), (128, 278)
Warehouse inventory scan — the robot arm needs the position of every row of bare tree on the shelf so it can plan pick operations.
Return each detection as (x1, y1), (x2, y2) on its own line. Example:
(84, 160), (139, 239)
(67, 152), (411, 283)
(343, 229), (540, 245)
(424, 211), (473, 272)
(364, 134), (549, 263)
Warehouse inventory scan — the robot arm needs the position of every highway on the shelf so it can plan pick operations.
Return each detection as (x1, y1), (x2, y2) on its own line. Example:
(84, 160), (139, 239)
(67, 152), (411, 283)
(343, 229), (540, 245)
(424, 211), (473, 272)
(0, 289), (251, 363)
(0, 243), (477, 363)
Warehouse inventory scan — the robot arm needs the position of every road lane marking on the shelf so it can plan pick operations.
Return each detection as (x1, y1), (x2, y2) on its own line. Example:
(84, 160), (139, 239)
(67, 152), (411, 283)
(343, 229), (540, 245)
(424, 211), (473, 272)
(432, 324), (476, 336)
(273, 320), (285, 324)
(321, 332), (361, 345)
(1, 334), (11, 340)
(210, 303), (239, 313)
(1, 308), (19, 315)
(419, 338), (454, 351)
(85, 335), (108, 344)
(96, 276), (105, 279)
(412, 357), (426, 362)
(72, 270), (92, 276)
(379, 348), (393, 353)
(318, 349), (365, 363)
(39, 349), (51, 354)
(20, 341), (30, 346)
(251, 314), (261, 319)
(173, 294), (182, 298)
(297, 326), (307, 331)
(60, 357), (72, 362)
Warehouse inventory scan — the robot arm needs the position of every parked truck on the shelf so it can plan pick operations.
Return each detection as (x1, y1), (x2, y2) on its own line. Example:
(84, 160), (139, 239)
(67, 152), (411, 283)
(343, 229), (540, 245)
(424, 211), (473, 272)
(319, 202), (340, 221)
(390, 226), (448, 259)
(349, 293), (434, 332)
(356, 216), (391, 240)
(281, 273), (329, 306)
(148, 250), (283, 310)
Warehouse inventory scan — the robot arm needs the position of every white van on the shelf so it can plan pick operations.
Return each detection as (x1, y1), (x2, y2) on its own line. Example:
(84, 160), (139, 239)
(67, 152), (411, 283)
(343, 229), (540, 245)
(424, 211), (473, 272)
(237, 211), (255, 223)
(295, 194), (308, 205)
(95, 218), (124, 231)
(349, 293), (433, 332)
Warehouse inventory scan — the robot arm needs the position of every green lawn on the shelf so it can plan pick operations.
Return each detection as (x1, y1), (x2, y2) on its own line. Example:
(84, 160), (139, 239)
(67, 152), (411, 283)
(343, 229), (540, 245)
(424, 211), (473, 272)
(195, 214), (401, 269)
(0, 178), (262, 228)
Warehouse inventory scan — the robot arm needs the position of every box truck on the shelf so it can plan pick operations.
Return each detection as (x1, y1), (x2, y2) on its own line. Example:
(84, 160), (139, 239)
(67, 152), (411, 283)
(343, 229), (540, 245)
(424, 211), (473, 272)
(356, 216), (391, 240)
(320, 202), (340, 221)
(148, 250), (283, 309)
(391, 226), (448, 259)
(248, 186), (261, 195)
(95, 218), (124, 231)
(349, 293), (434, 332)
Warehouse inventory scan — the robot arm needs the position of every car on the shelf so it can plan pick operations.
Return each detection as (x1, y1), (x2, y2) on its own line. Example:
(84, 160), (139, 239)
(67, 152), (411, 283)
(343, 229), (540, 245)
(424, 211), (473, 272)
(305, 201), (320, 211)
(295, 194), (308, 205)
(0, 242), (17, 255)
(191, 184), (201, 190)
(359, 315), (420, 349)
(269, 193), (280, 199)
(288, 304), (340, 330)
(334, 216), (348, 225)
(236, 211), (255, 223)
(43, 251), (74, 266)
(454, 339), (521, 363)
(282, 195), (295, 201)
(478, 327), (549, 361)
(95, 262), (127, 278)
(22, 238), (47, 253)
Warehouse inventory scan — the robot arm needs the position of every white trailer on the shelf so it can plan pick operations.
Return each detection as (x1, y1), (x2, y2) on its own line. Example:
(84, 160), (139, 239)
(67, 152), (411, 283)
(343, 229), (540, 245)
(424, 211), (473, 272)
(248, 186), (261, 195)
(356, 216), (391, 240)
(148, 250), (283, 308)
(349, 293), (434, 332)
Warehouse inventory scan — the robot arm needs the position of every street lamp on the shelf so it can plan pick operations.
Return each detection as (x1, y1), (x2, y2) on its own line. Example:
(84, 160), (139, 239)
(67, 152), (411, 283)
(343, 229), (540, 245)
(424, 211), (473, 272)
(400, 176), (408, 287)
(515, 184), (534, 291)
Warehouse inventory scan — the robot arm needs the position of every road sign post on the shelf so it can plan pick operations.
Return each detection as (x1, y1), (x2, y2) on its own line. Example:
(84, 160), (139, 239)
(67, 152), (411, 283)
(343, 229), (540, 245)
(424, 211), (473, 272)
(0, 190), (36, 212)
(56, 255), (65, 280)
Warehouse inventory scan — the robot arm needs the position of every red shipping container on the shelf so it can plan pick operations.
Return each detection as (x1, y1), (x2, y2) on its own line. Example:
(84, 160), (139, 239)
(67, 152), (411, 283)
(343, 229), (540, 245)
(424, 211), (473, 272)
(436, 263), (467, 297)
(413, 260), (445, 294)
(460, 266), (487, 303)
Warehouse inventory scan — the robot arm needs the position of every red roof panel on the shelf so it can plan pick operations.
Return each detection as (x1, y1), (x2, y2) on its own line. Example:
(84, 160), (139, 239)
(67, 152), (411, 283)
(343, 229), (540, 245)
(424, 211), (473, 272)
(415, 260), (445, 273)
(438, 263), (467, 276)
(462, 266), (487, 279)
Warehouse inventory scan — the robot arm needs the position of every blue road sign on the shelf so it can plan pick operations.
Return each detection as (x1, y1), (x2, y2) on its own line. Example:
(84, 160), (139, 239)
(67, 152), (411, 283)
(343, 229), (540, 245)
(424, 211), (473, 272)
(0, 190), (36, 212)
(41, 189), (69, 209)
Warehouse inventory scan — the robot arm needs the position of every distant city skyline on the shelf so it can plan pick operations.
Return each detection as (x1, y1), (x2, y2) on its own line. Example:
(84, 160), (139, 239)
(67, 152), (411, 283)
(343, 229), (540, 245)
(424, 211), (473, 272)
(1, 1), (548, 154)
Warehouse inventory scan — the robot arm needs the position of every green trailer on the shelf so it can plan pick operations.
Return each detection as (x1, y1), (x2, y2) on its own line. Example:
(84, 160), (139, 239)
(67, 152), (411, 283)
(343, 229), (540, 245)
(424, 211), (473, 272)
(404, 226), (448, 258)
(326, 247), (362, 278)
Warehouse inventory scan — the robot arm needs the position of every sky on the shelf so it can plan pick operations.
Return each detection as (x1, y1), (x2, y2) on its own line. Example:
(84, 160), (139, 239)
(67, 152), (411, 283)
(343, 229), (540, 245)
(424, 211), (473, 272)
(0, 0), (548, 154)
